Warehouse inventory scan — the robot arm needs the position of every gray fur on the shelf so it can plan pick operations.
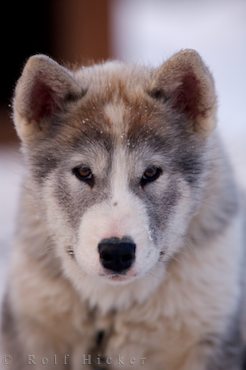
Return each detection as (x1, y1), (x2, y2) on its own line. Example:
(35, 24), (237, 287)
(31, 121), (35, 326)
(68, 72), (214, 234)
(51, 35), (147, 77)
(1, 50), (245, 370)
(1, 294), (25, 370)
(205, 313), (244, 370)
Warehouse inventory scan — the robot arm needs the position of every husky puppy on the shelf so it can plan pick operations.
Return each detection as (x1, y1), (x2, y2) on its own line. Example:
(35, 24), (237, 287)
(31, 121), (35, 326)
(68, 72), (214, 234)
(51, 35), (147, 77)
(1, 50), (245, 369)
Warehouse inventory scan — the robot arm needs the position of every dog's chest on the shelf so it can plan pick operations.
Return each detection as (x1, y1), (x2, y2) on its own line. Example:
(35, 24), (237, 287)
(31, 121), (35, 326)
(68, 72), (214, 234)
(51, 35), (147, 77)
(84, 304), (200, 370)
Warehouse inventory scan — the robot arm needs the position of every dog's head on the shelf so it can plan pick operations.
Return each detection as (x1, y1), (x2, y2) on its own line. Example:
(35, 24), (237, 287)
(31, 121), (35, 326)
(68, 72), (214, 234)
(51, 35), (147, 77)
(14, 50), (216, 287)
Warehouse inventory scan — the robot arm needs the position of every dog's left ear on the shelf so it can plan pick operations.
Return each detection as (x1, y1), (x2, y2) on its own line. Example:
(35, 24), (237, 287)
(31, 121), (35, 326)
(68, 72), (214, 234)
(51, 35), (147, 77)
(150, 49), (217, 134)
(13, 55), (82, 142)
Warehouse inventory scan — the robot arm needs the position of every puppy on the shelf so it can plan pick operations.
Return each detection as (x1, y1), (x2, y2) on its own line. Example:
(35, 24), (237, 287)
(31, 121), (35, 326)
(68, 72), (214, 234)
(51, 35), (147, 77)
(1, 49), (245, 369)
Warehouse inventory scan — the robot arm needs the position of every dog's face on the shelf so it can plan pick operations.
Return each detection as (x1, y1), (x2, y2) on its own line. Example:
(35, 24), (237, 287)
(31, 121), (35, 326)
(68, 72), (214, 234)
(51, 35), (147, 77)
(14, 51), (216, 286)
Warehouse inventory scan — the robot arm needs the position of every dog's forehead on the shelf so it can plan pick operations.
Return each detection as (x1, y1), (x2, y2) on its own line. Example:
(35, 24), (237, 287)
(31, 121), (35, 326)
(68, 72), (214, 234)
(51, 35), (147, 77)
(76, 61), (152, 96)
(76, 61), (156, 130)
(59, 62), (170, 151)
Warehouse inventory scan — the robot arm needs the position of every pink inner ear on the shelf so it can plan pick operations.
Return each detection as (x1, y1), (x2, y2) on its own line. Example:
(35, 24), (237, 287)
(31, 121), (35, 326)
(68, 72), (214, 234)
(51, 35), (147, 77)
(173, 72), (202, 120)
(30, 78), (57, 122)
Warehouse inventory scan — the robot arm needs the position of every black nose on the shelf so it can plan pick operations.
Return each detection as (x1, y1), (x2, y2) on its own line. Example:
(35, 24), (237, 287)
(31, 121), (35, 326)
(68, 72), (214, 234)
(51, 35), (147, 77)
(98, 237), (136, 273)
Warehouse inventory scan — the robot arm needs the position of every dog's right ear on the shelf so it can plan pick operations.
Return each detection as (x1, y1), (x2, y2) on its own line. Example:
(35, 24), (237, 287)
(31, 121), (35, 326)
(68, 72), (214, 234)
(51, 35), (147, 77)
(149, 49), (217, 135)
(13, 55), (82, 142)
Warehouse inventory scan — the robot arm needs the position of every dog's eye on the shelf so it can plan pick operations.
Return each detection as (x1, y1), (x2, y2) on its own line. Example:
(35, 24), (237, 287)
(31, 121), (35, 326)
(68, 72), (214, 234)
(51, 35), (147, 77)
(72, 166), (94, 187)
(140, 166), (162, 187)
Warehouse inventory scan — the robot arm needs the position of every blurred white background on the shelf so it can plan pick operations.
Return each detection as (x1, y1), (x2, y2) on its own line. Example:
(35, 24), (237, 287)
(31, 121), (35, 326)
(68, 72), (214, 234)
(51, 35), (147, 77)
(0, 149), (22, 299)
(0, 0), (245, 301)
